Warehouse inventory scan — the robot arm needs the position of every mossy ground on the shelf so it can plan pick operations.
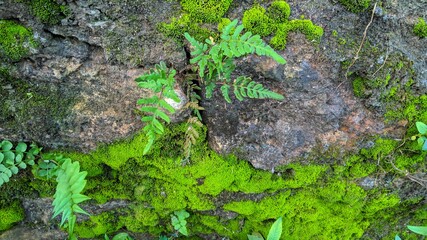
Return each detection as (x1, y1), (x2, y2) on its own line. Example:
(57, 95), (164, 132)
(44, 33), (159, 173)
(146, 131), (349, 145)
(414, 17), (427, 38)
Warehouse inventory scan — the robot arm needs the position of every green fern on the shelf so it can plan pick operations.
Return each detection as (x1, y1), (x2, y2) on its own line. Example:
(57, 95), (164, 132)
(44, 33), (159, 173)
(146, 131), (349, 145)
(0, 141), (41, 186)
(136, 62), (180, 154)
(184, 19), (285, 103)
(52, 158), (90, 239)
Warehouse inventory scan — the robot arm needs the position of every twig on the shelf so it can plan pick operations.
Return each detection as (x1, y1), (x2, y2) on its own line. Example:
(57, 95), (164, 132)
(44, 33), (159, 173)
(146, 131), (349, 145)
(371, 49), (389, 77)
(344, 2), (378, 80)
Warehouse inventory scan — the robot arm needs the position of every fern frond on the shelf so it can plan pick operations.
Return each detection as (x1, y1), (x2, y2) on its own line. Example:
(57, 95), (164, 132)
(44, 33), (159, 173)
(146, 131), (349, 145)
(233, 77), (284, 101)
(219, 20), (286, 64)
(220, 85), (232, 103)
(52, 158), (90, 228)
(183, 117), (203, 161)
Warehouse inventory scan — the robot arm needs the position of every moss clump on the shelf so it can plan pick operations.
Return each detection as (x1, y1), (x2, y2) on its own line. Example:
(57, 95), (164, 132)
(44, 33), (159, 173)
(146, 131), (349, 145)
(242, 5), (275, 37)
(180, 0), (233, 23)
(352, 76), (367, 97)
(414, 17), (427, 38)
(338, 0), (370, 13)
(28, 0), (69, 24)
(266, 1), (291, 23)
(0, 20), (36, 61)
(217, 18), (231, 32)
(243, 2), (323, 50)
(158, 14), (214, 42)
(75, 211), (126, 238)
(0, 201), (25, 231)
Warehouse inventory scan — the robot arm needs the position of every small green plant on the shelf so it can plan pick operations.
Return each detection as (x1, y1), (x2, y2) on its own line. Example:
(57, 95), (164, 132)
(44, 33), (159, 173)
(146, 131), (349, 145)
(137, 19), (285, 155)
(38, 154), (90, 240)
(414, 17), (427, 38)
(0, 20), (37, 61)
(0, 141), (41, 186)
(135, 62), (181, 155)
(411, 121), (427, 150)
(248, 217), (283, 240)
(171, 210), (190, 237)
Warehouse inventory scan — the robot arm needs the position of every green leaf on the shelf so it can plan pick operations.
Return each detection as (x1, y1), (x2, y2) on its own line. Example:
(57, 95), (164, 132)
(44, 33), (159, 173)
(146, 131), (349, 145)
(220, 85), (232, 103)
(0, 173), (10, 183)
(423, 141), (427, 151)
(1, 141), (13, 151)
(248, 235), (264, 240)
(10, 166), (19, 174)
(266, 217), (282, 240)
(416, 122), (427, 134)
(3, 151), (15, 165)
(15, 142), (27, 153)
(18, 161), (27, 169)
(159, 99), (176, 114)
(0, 152), (4, 164)
(394, 235), (402, 240)
(15, 153), (23, 163)
(418, 137), (425, 146)
(407, 225), (427, 236)
(112, 233), (134, 240)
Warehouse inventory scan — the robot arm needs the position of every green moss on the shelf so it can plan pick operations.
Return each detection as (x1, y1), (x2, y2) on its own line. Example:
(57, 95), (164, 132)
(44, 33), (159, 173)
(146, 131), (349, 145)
(75, 211), (126, 238)
(243, 3), (323, 50)
(266, 1), (291, 23)
(0, 20), (36, 61)
(414, 17), (427, 38)
(277, 163), (327, 188)
(242, 5), (275, 37)
(352, 77), (367, 97)
(28, 0), (69, 24)
(338, 0), (370, 13)
(217, 18), (231, 32)
(0, 201), (25, 231)
(158, 14), (214, 43)
(180, 0), (233, 23)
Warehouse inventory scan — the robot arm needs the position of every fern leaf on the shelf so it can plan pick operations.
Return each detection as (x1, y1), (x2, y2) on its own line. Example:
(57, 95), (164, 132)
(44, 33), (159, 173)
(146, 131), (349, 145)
(205, 82), (216, 99)
(220, 85), (232, 103)
(233, 77), (284, 101)
(52, 158), (90, 227)
(143, 131), (156, 155)
(221, 19), (238, 40)
(158, 99), (175, 114)
(155, 109), (171, 123)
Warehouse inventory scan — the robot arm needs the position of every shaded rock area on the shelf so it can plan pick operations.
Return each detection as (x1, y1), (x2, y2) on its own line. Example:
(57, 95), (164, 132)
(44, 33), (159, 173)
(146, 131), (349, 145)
(0, 0), (186, 151)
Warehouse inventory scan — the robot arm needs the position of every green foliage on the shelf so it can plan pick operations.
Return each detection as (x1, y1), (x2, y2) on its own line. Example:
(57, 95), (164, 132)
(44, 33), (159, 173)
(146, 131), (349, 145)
(136, 62), (180, 155)
(0, 200), (25, 231)
(104, 232), (134, 240)
(352, 76), (366, 97)
(242, 2), (323, 50)
(52, 158), (90, 239)
(0, 20), (36, 61)
(185, 19), (285, 100)
(338, 0), (370, 13)
(180, 0), (233, 23)
(413, 122), (427, 150)
(171, 210), (190, 236)
(413, 17), (427, 38)
(0, 141), (40, 186)
(158, 14), (214, 42)
(407, 225), (427, 236)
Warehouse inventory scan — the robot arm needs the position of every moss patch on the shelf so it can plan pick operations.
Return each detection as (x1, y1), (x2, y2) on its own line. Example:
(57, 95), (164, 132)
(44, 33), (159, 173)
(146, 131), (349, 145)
(338, 0), (370, 13)
(0, 201), (25, 231)
(243, 1), (324, 50)
(414, 17), (427, 38)
(180, 0), (233, 23)
(0, 20), (36, 61)
(28, 0), (69, 24)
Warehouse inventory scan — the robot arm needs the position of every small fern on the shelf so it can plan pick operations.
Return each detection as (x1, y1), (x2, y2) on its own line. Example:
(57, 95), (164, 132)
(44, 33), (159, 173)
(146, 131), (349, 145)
(0, 141), (41, 186)
(184, 19), (285, 103)
(136, 62), (181, 154)
(52, 157), (90, 239)
(183, 117), (203, 162)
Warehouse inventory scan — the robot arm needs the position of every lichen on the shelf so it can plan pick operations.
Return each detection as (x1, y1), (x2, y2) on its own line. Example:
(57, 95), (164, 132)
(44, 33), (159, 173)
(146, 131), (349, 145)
(413, 17), (427, 38)
(0, 20), (36, 61)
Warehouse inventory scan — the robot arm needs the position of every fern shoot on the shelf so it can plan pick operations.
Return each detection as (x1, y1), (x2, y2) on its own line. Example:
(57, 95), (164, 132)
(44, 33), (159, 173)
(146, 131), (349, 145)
(52, 158), (90, 239)
(136, 62), (181, 154)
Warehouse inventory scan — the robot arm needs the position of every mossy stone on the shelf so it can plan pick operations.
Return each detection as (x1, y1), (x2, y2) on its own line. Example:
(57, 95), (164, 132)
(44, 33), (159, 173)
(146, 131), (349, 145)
(0, 201), (25, 231)
(414, 17), (427, 38)
(0, 20), (36, 61)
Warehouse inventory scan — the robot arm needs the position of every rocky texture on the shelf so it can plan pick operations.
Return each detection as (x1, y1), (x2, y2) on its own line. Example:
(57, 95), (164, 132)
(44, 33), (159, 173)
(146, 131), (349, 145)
(203, 0), (427, 170)
(0, 0), (186, 151)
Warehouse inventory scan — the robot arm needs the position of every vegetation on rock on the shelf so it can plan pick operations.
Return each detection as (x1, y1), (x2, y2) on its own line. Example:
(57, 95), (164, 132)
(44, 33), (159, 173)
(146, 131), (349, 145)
(414, 17), (427, 38)
(0, 20), (36, 61)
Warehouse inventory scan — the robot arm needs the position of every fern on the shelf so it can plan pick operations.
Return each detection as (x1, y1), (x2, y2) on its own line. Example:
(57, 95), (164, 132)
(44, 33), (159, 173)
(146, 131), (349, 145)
(184, 19), (285, 102)
(183, 117), (203, 162)
(136, 62), (180, 154)
(0, 141), (41, 186)
(52, 157), (90, 239)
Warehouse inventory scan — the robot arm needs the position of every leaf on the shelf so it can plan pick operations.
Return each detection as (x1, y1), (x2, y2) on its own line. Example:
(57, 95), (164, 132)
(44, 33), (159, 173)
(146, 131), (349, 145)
(1, 140), (13, 151)
(0, 152), (4, 164)
(267, 217), (282, 240)
(416, 122), (427, 135)
(0, 173), (9, 183)
(220, 84), (232, 103)
(15, 153), (23, 163)
(3, 151), (15, 165)
(112, 233), (134, 240)
(15, 142), (27, 153)
(423, 140), (427, 151)
(18, 162), (27, 169)
(248, 235), (264, 240)
(407, 225), (427, 236)
(394, 235), (402, 240)
(10, 166), (19, 174)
